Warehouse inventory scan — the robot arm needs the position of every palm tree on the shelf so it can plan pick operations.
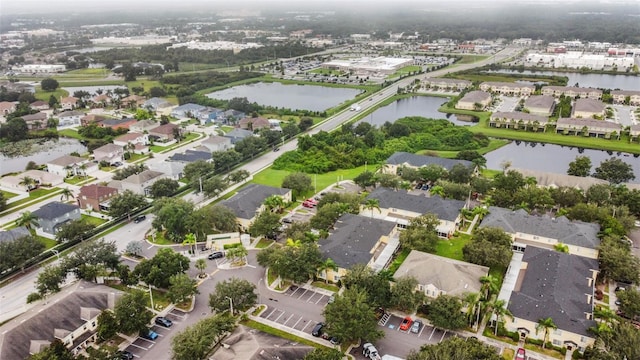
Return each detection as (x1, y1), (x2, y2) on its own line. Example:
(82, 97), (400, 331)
(490, 299), (513, 336)
(60, 188), (74, 202)
(479, 275), (499, 300)
(16, 211), (39, 230)
(429, 185), (445, 197)
(594, 307), (618, 324)
(285, 238), (302, 248)
(79, 164), (88, 179)
(182, 233), (197, 254)
(463, 292), (483, 330)
(318, 258), (338, 284)
(19, 176), (37, 192)
(472, 206), (489, 219)
(536, 317), (557, 349)
(226, 245), (248, 265)
(263, 195), (285, 214)
(195, 258), (207, 278)
(363, 198), (380, 218)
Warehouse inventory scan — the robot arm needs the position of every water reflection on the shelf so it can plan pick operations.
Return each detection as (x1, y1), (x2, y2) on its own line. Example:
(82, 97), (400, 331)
(356, 96), (473, 127)
(485, 141), (640, 183)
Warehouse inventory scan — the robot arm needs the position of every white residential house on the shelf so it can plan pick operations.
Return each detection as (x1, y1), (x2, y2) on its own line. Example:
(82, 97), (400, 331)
(46, 155), (97, 178)
(56, 110), (84, 129)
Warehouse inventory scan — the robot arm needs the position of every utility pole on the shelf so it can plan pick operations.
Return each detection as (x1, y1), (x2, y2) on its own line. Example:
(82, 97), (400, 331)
(148, 284), (155, 310)
(225, 296), (234, 315)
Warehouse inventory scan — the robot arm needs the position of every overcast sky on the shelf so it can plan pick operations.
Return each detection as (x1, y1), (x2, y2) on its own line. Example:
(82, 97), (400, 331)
(2, 0), (639, 15)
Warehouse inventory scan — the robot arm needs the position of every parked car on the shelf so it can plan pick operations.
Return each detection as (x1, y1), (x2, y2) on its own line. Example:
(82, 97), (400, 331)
(140, 329), (158, 341)
(330, 336), (341, 345)
(516, 347), (526, 359)
(399, 316), (413, 331)
(302, 201), (315, 208)
(311, 322), (325, 337)
(155, 316), (173, 327)
(208, 251), (224, 260)
(410, 319), (423, 334)
(282, 217), (293, 224)
(115, 351), (134, 360)
(133, 215), (146, 223)
(328, 295), (335, 304)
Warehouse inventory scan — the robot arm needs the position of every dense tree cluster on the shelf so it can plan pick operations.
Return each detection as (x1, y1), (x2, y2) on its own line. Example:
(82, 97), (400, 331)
(161, 71), (262, 97)
(171, 313), (236, 360)
(273, 118), (489, 173)
(0, 235), (45, 273)
(407, 336), (502, 360)
(257, 242), (323, 284)
(132, 248), (190, 288)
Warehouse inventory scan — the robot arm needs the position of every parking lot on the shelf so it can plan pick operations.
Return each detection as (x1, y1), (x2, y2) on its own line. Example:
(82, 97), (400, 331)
(259, 285), (331, 335)
(123, 309), (186, 358)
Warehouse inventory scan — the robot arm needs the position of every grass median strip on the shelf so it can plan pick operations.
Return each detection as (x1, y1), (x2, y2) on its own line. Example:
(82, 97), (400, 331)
(241, 319), (329, 349)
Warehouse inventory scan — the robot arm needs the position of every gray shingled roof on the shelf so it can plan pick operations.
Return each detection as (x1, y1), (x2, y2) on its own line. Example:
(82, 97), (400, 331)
(169, 150), (211, 163)
(508, 246), (598, 337)
(32, 202), (80, 221)
(123, 170), (164, 185)
(0, 226), (31, 243)
(221, 184), (290, 220)
(524, 95), (555, 110)
(0, 282), (122, 360)
(573, 98), (605, 114)
(459, 90), (491, 103)
(367, 187), (464, 221)
(385, 152), (473, 171)
(318, 214), (397, 270)
(223, 128), (253, 143)
(480, 207), (600, 249)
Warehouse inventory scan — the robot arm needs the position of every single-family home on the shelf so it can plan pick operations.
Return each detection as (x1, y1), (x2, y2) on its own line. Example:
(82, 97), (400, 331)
(142, 97), (173, 111)
(611, 90), (640, 105)
(60, 96), (79, 111)
(149, 123), (179, 141)
(395, 250), (489, 298)
(148, 161), (186, 180)
(21, 112), (48, 130)
(572, 98), (606, 118)
(238, 117), (271, 131)
(46, 155), (97, 178)
(479, 82), (535, 96)
(113, 132), (149, 147)
(171, 103), (206, 119)
(0, 170), (64, 192)
(422, 78), (472, 91)
(523, 95), (556, 116)
(383, 152), (475, 176)
(0, 281), (123, 359)
(489, 112), (549, 131)
(512, 168), (608, 192)
(480, 207), (600, 259)
(129, 119), (160, 133)
(32, 201), (81, 237)
(120, 170), (166, 196)
(77, 184), (119, 212)
(56, 110), (84, 128)
(92, 143), (124, 164)
(220, 184), (292, 230)
(501, 247), (598, 352)
(0, 101), (16, 115)
(317, 214), (399, 282)
(121, 95), (146, 108)
(223, 128), (253, 144)
(541, 86), (602, 100)
(456, 90), (491, 110)
(366, 187), (465, 237)
(97, 118), (137, 130)
(200, 135), (232, 152)
(168, 149), (212, 163)
(29, 100), (49, 111)
(90, 94), (112, 107)
(197, 107), (224, 124)
(80, 114), (108, 126)
(0, 226), (31, 244)
(555, 117), (622, 138)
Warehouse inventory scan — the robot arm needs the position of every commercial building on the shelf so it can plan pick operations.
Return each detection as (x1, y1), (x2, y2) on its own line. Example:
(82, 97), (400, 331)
(321, 57), (414, 75)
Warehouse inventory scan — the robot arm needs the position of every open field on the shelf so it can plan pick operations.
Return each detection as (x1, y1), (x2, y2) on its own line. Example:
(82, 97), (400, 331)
(251, 165), (368, 196)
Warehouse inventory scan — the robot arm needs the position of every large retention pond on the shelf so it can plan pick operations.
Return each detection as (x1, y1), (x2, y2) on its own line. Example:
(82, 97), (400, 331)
(357, 96), (475, 127)
(484, 141), (640, 183)
(0, 139), (88, 176)
(206, 82), (362, 112)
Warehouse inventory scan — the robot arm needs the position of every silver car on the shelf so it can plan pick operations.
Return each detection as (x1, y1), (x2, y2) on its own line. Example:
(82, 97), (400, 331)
(410, 319), (423, 334)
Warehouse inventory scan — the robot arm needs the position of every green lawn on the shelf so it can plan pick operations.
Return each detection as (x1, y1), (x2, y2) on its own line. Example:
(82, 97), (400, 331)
(310, 281), (339, 292)
(37, 236), (58, 251)
(126, 153), (149, 163)
(388, 248), (411, 276)
(434, 233), (471, 261)
(1, 190), (19, 199)
(1, 187), (60, 214)
(456, 55), (490, 64)
(251, 165), (368, 196)
(147, 231), (175, 246)
(57, 128), (85, 140)
(392, 65), (422, 76)
(81, 214), (108, 226)
(254, 238), (274, 248)
(150, 132), (201, 153)
(34, 87), (68, 102)
(64, 176), (95, 185)
(65, 68), (111, 76)
(242, 319), (329, 349)
(221, 126), (234, 133)
(419, 139), (510, 159)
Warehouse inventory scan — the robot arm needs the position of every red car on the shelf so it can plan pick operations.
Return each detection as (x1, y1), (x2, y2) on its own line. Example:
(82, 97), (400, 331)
(302, 201), (315, 208)
(516, 348), (526, 359)
(399, 316), (413, 331)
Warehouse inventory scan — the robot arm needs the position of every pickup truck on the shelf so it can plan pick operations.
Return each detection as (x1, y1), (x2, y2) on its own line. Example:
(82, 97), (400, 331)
(363, 343), (382, 360)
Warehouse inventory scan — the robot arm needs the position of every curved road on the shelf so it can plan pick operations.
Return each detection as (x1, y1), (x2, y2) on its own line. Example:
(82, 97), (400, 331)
(0, 45), (520, 324)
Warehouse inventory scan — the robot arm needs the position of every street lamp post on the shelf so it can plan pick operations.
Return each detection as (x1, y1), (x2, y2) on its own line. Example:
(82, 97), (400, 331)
(225, 296), (234, 315)
(148, 284), (155, 310)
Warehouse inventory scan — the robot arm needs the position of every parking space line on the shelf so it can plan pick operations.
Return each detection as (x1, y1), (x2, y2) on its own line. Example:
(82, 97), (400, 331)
(291, 316), (303, 329)
(440, 330), (447, 342)
(418, 325), (425, 337)
(265, 308), (277, 319)
(289, 288), (300, 297)
(273, 311), (285, 323)
(129, 343), (148, 351)
(307, 292), (317, 302)
(297, 289), (309, 299)
(314, 295), (325, 304)
(282, 314), (294, 325)
(300, 321), (312, 332)
(428, 327), (437, 340)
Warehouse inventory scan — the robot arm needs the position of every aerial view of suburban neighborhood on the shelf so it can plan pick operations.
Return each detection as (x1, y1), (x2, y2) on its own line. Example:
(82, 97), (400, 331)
(1, 0), (640, 359)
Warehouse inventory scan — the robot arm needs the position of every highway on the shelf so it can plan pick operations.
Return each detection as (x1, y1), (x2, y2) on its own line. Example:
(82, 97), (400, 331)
(0, 45), (520, 324)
